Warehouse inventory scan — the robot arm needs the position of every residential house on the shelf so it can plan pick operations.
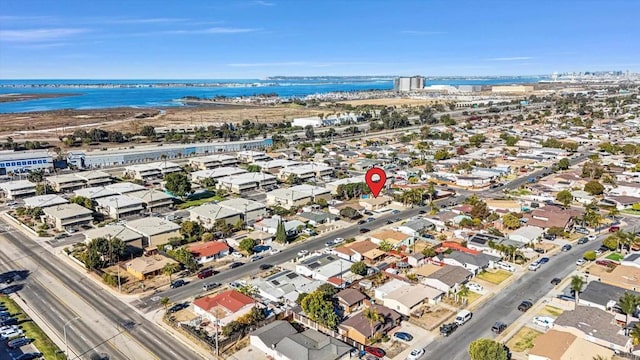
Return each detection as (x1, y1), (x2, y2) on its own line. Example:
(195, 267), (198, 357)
(369, 229), (414, 248)
(508, 226), (544, 244)
(192, 290), (257, 326)
(75, 170), (112, 187)
(95, 195), (145, 219)
(23, 194), (68, 208)
(237, 150), (270, 163)
(253, 159), (299, 174)
(216, 172), (277, 194)
(190, 167), (247, 184)
(579, 281), (640, 312)
(621, 253), (640, 269)
(127, 189), (174, 213)
(298, 212), (338, 226)
(73, 186), (118, 200)
(125, 217), (181, 248)
(522, 206), (581, 230)
(396, 218), (435, 237)
(528, 329), (614, 360)
(188, 203), (242, 228)
(358, 196), (392, 212)
(295, 254), (353, 284)
(189, 154), (238, 170)
(485, 199), (521, 213)
(278, 163), (333, 182)
(104, 182), (146, 194)
(188, 241), (230, 264)
(250, 270), (323, 303)
(336, 289), (367, 315)
(332, 240), (379, 263)
(338, 304), (402, 345)
(554, 306), (632, 353)
(124, 161), (181, 180)
(436, 250), (500, 275)
(467, 232), (524, 257)
(601, 195), (640, 210)
(251, 321), (353, 360)
(46, 174), (86, 192)
(125, 255), (178, 280)
(217, 198), (267, 225)
(42, 203), (93, 231)
(83, 225), (144, 250)
(254, 216), (305, 238)
(266, 185), (331, 210)
(598, 262), (640, 291)
(0, 180), (36, 200)
(422, 265), (472, 293)
(379, 280), (444, 315)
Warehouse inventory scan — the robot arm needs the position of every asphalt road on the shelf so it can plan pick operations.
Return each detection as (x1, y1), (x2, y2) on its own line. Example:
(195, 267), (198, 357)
(0, 248), (123, 360)
(134, 204), (433, 311)
(0, 219), (204, 360)
(419, 222), (636, 360)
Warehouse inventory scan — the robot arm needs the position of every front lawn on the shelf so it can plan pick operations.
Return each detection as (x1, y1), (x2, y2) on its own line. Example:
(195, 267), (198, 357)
(606, 252), (624, 262)
(506, 327), (543, 352)
(0, 296), (65, 359)
(476, 270), (512, 285)
(462, 291), (481, 305)
(537, 305), (564, 317)
(177, 194), (225, 209)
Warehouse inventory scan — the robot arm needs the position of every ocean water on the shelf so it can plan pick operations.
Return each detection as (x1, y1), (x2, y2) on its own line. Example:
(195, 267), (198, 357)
(0, 77), (545, 113)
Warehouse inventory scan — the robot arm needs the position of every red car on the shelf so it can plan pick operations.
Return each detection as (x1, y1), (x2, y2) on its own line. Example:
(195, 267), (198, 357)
(596, 260), (617, 267)
(364, 346), (386, 358)
(609, 226), (620, 233)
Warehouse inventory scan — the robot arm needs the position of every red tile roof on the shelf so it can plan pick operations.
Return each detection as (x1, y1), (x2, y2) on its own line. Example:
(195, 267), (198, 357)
(193, 290), (255, 313)
(189, 241), (229, 258)
(439, 241), (480, 255)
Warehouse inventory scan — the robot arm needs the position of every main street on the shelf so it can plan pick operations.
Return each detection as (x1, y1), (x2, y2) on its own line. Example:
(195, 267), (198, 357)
(420, 219), (640, 360)
(0, 219), (205, 360)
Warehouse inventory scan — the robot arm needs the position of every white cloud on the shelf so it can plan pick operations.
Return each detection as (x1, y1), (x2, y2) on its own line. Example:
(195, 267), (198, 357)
(0, 28), (88, 42)
(254, 1), (275, 6)
(487, 56), (533, 61)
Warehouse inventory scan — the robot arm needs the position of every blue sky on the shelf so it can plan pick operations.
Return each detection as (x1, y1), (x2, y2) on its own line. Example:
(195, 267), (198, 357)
(1, 0), (639, 79)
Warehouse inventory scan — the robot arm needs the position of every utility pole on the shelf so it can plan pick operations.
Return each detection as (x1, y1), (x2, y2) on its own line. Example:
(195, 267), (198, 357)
(64, 316), (81, 358)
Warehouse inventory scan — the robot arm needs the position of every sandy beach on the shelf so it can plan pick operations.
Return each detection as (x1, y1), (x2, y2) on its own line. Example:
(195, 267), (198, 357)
(0, 93), (80, 103)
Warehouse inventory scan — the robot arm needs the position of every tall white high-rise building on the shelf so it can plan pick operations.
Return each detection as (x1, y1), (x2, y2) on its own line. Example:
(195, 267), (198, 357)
(394, 76), (424, 92)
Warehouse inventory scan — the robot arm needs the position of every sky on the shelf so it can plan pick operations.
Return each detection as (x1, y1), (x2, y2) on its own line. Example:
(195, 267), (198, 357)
(1, 0), (639, 79)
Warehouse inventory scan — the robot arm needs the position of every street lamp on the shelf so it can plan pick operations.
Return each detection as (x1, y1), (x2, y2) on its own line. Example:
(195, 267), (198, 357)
(64, 316), (81, 358)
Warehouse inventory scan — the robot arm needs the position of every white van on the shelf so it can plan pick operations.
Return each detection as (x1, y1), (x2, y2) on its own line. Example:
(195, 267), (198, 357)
(455, 310), (473, 326)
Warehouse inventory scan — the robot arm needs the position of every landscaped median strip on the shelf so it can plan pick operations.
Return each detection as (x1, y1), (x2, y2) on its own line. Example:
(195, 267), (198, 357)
(0, 295), (65, 359)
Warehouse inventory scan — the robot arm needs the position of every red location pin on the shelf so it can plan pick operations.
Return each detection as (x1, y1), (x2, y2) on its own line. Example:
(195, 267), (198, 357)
(365, 167), (387, 198)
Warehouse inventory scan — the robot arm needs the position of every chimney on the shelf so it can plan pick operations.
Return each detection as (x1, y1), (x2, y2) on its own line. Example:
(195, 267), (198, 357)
(271, 343), (276, 350)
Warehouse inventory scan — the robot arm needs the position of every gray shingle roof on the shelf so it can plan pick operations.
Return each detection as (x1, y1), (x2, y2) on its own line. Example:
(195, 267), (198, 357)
(428, 265), (472, 286)
(273, 328), (353, 360)
(555, 306), (630, 348)
(580, 281), (640, 308)
(250, 320), (298, 348)
(445, 251), (500, 268)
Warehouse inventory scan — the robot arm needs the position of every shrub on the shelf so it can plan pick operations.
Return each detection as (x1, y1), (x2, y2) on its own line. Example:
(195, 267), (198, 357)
(583, 250), (596, 261)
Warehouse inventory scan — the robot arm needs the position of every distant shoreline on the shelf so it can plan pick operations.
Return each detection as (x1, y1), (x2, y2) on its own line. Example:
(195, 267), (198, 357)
(0, 93), (80, 103)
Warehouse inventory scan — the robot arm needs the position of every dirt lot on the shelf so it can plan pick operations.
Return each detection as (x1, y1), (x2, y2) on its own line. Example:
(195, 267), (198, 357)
(408, 305), (453, 330)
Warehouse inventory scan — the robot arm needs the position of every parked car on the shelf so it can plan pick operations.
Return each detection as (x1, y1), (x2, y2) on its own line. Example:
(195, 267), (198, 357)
(0, 329), (23, 339)
(491, 321), (507, 334)
(393, 331), (413, 342)
(577, 237), (588, 245)
(596, 259), (617, 267)
(359, 228), (371, 234)
(269, 248), (280, 255)
(528, 262), (541, 271)
(167, 303), (188, 313)
(386, 220), (394, 224)
(543, 233), (556, 240)
(197, 268), (215, 279)
(439, 322), (458, 337)
(561, 244), (572, 252)
(366, 217), (376, 223)
(467, 282), (484, 293)
(587, 235), (597, 241)
(539, 257), (550, 264)
(251, 255), (263, 262)
(252, 245), (271, 254)
(518, 300), (533, 312)
(574, 227), (589, 235)
(533, 248), (545, 254)
(202, 282), (221, 291)
(550, 278), (562, 285)
(7, 337), (34, 349)
(609, 226), (620, 233)
(496, 261), (516, 272)
(357, 219), (367, 225)
(0, 317), (18, 326)
(333, 238), (345, 244)
(170, 279), (186, 289)
(455, 310), (473, 325)
(16, 353), (43, 360)
(231, 252), (244, 258)
(297, 250), (309, 256)
(325, 241), (334, 247)
(229, 262), (244, 269)
(364, 346), (386, 358)
(533, 316), (554, 329)
(576, 259), (586, 266)
(259, 264), (273, 270)
(406, 348), (425, 360)
(391, 210), (401, 215)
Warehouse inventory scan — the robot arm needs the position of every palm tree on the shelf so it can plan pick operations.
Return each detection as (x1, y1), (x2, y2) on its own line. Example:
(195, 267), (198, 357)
(362, 306), (382, 342)
(160, 297), (171, 311)
(570, 275), (584, 304)
(162, 262), (179, 284)
(618, 292), (638, 325)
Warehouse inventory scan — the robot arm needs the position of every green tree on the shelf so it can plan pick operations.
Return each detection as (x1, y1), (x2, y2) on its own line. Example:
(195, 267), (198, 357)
(107, 237), (126, 264)
(502, 213), (521, 230)
(583, 250), (596, 261)
(362, 306), (382, 341)
(239, 238), (257, 254)
(160, 297), (171, 310)
(556, 190), (574, 208)
(35, 183), (52, 195)
(164, 172), (192, 199)
(379, 240), (393, 252)
(570, 275), (584, 304)
(631, 324), (640, 346)
(275, 220), (287, 244)
(162, 262), (179, 284)
(102, 273), (119, 287)
(434, 149), (452, 161)
(247, 164), (261, 172)
(469, 134), (487, 147)
(350, 261), (368, 276)
(557, 158), (570, 170)
(584, 180), (604, 195)
(602, 236), (619, 251)
(201, 232), (214, 242)
(468, 338), (508, 360)
(300, 289), (339, 329)
(27, 169), (44, 183)
(339, 206), (360, 219)
(304, 125), (315, 140)
(139, 125), (156, 137)
(618, 292), (639, 325)
(180, 220), (201, 241)
(82, 247), (101, 270)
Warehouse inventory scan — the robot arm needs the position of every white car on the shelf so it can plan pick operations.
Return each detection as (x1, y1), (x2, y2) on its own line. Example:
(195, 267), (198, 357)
(467, 282), (484, 293)
(496, 261), (516, 272)
(231, 252), (244, 258)
(528, 262), (541, 271)
(576, 259), (586, 266)
(333, 238), (345, 245)
(0, 329), (22, 339)
(0, 325), (18, 332)
(406, 348), (425, 360)
(269, 248), (280, 255)
(297, 250), (309, 256)
(587, 235), (597, 241)
(533, 316), (555, 329)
